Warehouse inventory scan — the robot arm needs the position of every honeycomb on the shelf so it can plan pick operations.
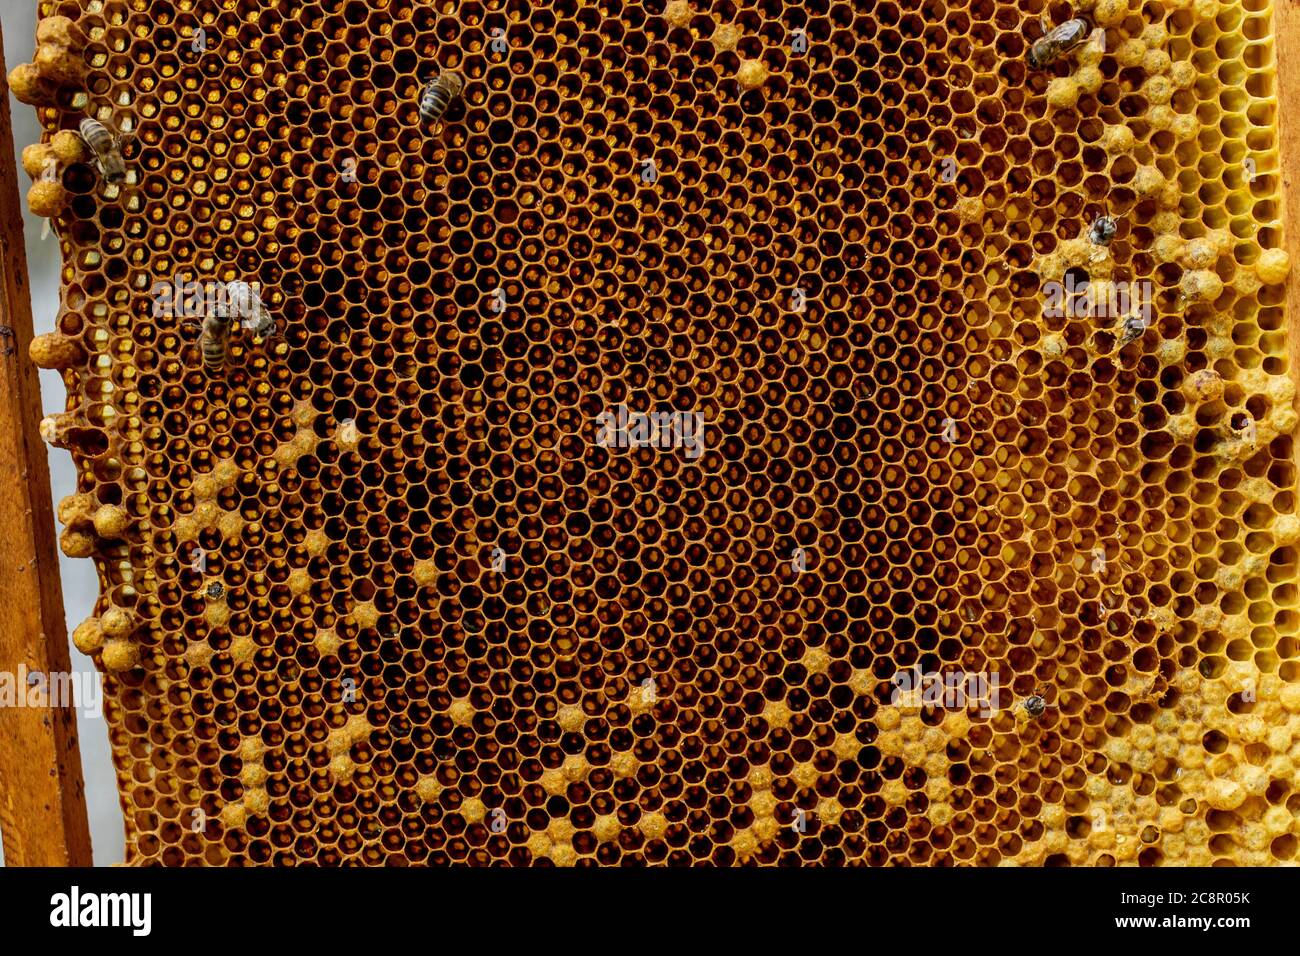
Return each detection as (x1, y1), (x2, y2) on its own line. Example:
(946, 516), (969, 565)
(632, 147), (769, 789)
(11, 0), (1300, 866)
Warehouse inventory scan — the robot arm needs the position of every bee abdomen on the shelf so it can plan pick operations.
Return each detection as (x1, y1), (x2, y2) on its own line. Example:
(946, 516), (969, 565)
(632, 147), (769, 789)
(78, 117), (108, 146)
(200, 315), (233, 372)
(419, 71), (465, 128)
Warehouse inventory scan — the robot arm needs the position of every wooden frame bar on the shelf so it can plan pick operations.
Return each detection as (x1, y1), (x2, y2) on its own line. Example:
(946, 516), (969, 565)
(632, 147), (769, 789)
(0, 20), (92, 867)
(1277, 3), (1300, 467)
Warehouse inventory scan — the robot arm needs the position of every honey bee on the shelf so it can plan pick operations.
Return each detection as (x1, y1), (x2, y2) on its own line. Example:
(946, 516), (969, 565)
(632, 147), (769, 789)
(418, 71), (465, 129)
(200, 312), (234, 372)
(78, 117), (126, 184)
(1116, 313), (1149, 348)
(1117, 317), (1146, 345)
(1089, 215), (1118, 246)
(223, 280), (274, 337)
(1026, 19), (1091, 69)
(1022, 688), (1049, 718)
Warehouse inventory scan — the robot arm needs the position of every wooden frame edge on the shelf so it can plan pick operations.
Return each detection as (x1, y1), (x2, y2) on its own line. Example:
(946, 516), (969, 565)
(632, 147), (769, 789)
(0, 19), (93, 867)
